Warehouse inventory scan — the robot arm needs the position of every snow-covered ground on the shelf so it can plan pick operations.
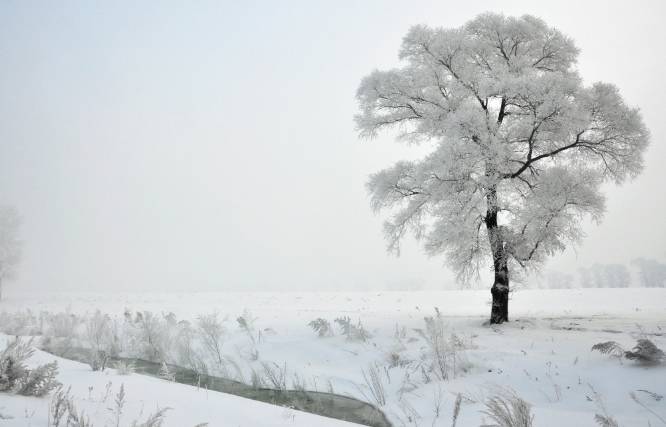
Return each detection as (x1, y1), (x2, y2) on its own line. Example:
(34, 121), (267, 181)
(0, 335), (362, 426)
(1, 288), (665, 426)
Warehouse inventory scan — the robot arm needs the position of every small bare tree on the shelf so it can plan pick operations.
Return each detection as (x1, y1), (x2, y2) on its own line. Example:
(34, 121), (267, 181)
(0, 206), (22, 301)
(197, 313), (226, 369)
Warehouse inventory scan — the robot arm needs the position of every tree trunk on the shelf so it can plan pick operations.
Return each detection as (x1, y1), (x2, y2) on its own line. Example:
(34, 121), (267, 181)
(490, 263), (509, 324)
(485, 187), (509, 324)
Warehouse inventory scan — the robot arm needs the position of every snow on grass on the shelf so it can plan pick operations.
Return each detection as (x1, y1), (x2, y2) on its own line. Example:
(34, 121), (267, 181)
(0, 335), (363, 426)
(1, 288), (665, 426)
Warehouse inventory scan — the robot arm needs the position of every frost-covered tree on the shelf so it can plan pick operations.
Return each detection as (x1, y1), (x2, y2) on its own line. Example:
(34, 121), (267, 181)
(0, 206), (22, 301)
(632, 258), (666, 288)
(356, 13), (649, 323)
(579, 264), (630, 288)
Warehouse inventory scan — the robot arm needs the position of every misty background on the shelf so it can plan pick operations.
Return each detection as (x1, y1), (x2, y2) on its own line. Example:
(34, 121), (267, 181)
(1, 0), (664, 293)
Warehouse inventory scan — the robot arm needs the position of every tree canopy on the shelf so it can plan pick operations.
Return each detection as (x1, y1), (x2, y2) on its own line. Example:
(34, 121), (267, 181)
(356, 13), (649, 291)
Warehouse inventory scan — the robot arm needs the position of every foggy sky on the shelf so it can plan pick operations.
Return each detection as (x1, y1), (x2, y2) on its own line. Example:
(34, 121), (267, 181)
(1, 0), (664, 293)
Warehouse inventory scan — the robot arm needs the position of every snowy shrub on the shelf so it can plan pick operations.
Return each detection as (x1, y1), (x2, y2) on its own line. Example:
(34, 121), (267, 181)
(591, 339), (664, 364)
(308, 318), (333, 337)
(415, 309), (468, 381)
(625, 339), (665, 364)
(82, 311), (115, 370)
(334, 316), (371, 342)
(30, 310), (81, 358)
(174, 320), (208, 375)
(42, 311), (81, 339)
(84, 310), (121, 357)
(114, 360), (135, 376)
(1, 337), (61, 397)
(36, 309), (121, 360)
(84, 310), (119, 372)
(197, 313), (226, 368)
(0, 310), (40, 335)
(260, 361), (287, 391)
(158, 361), (175, 382)
(132, 311), (173, 362)
(481, 390), (534, 427)
(40, 335), (76, 359)
(0, 338), (33, 392)
(87, 350), (109, 372)
(14, 361), (60, 396)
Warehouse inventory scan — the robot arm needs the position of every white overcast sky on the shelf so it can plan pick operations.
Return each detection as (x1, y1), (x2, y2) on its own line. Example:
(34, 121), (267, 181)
(1, 0), (664, 292)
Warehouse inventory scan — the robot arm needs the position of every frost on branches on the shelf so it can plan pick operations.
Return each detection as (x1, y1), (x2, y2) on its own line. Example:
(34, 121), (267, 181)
(356, 13), (649, 324)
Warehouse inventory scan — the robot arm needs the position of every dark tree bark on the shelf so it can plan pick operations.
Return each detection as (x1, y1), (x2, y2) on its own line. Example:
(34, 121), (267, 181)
(485, 187), (509, 324)
(490, 264), (509, 324)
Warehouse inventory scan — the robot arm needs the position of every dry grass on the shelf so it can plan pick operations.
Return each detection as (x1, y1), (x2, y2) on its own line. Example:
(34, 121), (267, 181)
(357, 362), (388, 407)
(481, 389), (534, 427)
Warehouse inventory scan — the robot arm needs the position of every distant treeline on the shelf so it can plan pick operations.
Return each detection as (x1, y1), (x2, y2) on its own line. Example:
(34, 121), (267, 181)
(539, 258), (666, 289)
